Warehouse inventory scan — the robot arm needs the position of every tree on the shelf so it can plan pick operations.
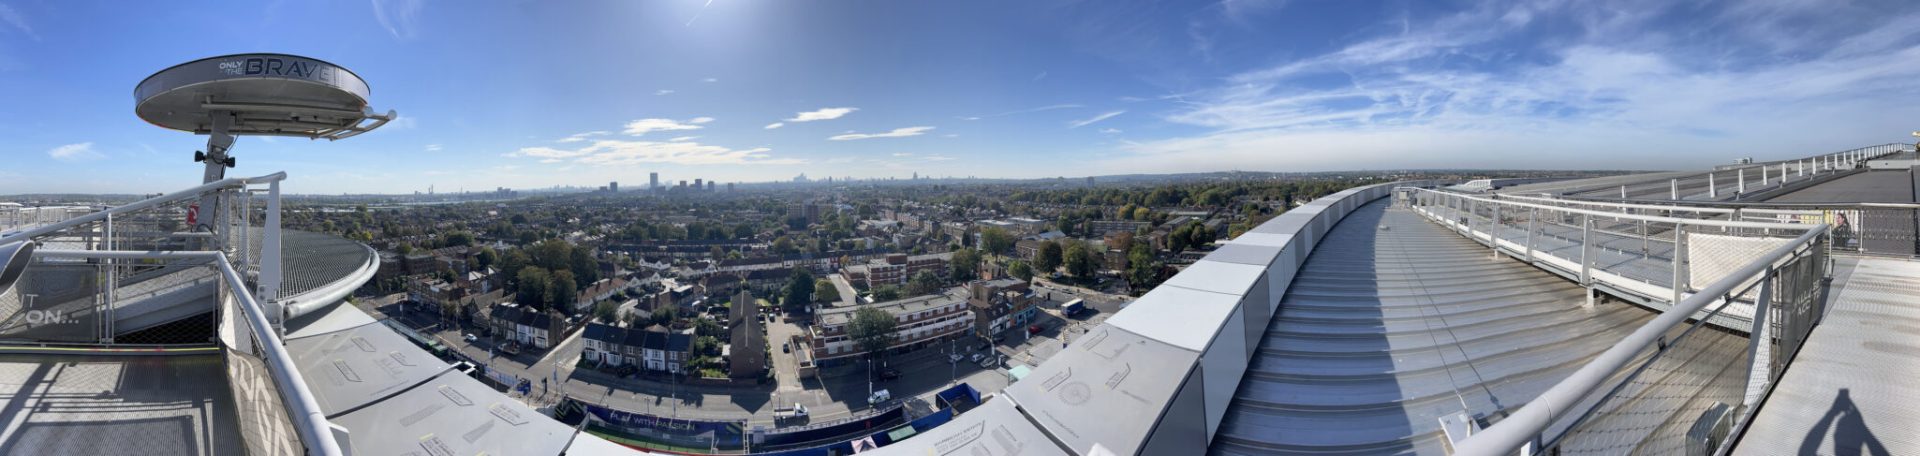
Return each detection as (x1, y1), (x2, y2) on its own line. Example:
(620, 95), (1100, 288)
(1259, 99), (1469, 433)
(978, 227), (1015, 255)
(593, 300), (618, 323)
(814, 278), (840, 304)
(907, 270), (944, 295)
(1127, 244), (1157, 291)
(1169, 225), (1192, 253)
(773, 236), (798, 255)
(651, 305), (679, 328)
(785, 268), (815, 306)
(444, 231), (475, 247)
(476, 247), (499, 269)
(693, 317), (723, 339)
(1064, 242), (1097, 278)
(516, 267), (552, 308)
(871, 285), (903, 302)
(949, 248), (982, 282)
(849, 307), (897, 358)
(1035, 241), (1063, 274)
(1008, 260), (1033, 281)
(1131, 207), (1150, 221)
(550, 269), (579, 310)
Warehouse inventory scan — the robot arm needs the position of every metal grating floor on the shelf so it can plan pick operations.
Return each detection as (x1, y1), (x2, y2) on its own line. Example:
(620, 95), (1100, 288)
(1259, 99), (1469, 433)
(1733, 256), (1920, 455)
(1209, 200), (1661, 455)
(0, 353), (246, 455)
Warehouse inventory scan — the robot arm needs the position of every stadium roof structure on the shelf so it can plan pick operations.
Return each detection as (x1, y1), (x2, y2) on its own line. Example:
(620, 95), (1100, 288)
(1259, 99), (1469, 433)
(4, 57), (1919, 454)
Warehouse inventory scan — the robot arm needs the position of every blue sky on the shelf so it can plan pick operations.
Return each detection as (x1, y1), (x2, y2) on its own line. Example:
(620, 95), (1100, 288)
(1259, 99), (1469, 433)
(2, 0), (1918, 194)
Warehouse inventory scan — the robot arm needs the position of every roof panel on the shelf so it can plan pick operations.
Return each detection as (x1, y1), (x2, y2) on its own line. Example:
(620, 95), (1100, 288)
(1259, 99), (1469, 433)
(1103, 285), (1238, 351)
(1004, 326), (1201, 456)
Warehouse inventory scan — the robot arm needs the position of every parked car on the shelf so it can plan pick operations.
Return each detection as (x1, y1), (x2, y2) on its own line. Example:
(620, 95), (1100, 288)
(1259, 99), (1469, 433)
(774, 404), (808, 420)
(869, 389), (892, 404)
(978, 357), (998, 369)
(1028, 324), (1044, 335)
(948, 353), (963, 363)
(463, 333), (477, 343)
(782, 342), (791, 353)
(969, 353), (985, 363)
(879, 368), (901, 381)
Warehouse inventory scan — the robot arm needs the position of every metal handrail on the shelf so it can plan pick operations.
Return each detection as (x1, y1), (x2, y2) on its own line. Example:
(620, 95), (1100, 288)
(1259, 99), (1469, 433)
(32, 248), (344, 456)
(1407, 188), (1814, 231)
(1449, 217), (1828, 455)
(0, 172), (286, 243)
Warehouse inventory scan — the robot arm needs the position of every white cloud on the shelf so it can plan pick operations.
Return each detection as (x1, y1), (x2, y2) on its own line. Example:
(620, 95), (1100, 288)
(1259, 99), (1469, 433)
(925, 155), (957, 161)
(370, 0), (424, 40)
(655, 89), (676, 95)
(891, 152), (914, 157)
(559, 131), (611, 143)
(623, 117), (712, 136)
(764, 122), (785, 129)
(787, 107), (858, 122)
(829, 126), (935, 141)
(513, 139), (802, 166)
(1099, 128), (1122, 134)
(668, 136), (699, 142)
(48, 142), (102, 162)
(703, 77), (719, 83)
(1068, 110), (1125, 128)
(424, 144), (443, 152)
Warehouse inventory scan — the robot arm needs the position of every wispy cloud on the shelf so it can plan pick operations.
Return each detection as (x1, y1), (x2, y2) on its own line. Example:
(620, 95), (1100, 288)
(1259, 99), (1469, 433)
(703, 77), (719, 83)
(48, 142), (102, 162)
(623, 117), (713, 136)
(559, 131), (611, 143)
(370, 0), (424, 40)
(1099, 128), (1122, 134)
(424, 144), (443, 152)
(0, 3), (37, 41)
(829, 126), (935, 141)
(655, 89), (676, 96)
(1068, 110), (1125, 128)
(1113, 1), (1920, 173)
(787, 107), (858, 122)
(1033, 71), (1049, 81)
(668, 136), (699, 142)
(764, 122), (785, 129)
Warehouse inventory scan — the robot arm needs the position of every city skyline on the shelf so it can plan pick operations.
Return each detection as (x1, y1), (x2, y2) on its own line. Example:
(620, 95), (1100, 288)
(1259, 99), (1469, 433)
(3, 0), (1919, 195)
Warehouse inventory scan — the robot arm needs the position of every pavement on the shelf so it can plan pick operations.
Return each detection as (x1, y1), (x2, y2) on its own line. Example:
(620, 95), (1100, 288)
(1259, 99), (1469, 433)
(827, 274), (860, 307)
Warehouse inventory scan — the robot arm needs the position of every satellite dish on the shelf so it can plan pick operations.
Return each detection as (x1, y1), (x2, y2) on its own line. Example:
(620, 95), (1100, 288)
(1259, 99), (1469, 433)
(136, 53), (394, 140)
(136, 53), (396, 239)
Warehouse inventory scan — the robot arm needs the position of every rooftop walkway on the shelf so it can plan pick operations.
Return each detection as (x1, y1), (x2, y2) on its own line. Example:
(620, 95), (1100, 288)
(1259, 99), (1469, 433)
(1734, 256), (1920, 455)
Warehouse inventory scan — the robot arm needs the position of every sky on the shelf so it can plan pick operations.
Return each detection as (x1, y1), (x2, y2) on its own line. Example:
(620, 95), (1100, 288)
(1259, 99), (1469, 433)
(2, 0), (1919, 195)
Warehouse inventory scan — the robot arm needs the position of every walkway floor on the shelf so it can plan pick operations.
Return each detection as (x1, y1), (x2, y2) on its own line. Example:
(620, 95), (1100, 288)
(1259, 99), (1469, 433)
(1209, 200), (1661, 455)
(1734, 256), (1920, 455)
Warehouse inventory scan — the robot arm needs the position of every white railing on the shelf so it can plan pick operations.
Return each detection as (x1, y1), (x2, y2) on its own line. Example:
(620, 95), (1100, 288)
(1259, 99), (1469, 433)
(31, 249), (344, 455)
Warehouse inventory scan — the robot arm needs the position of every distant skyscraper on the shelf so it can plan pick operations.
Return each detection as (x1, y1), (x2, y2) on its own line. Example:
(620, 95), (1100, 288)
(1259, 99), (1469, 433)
(727, 182), (735, 192)
(912, 172), (918, 180)
(694, 178), (703, 190)
(1086, 176), (1095, 186)
(609, 181), (618, 193)
(679, 180), (687, 188)
(649, 172), (659, 191)
(706, 181), (715, 192)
